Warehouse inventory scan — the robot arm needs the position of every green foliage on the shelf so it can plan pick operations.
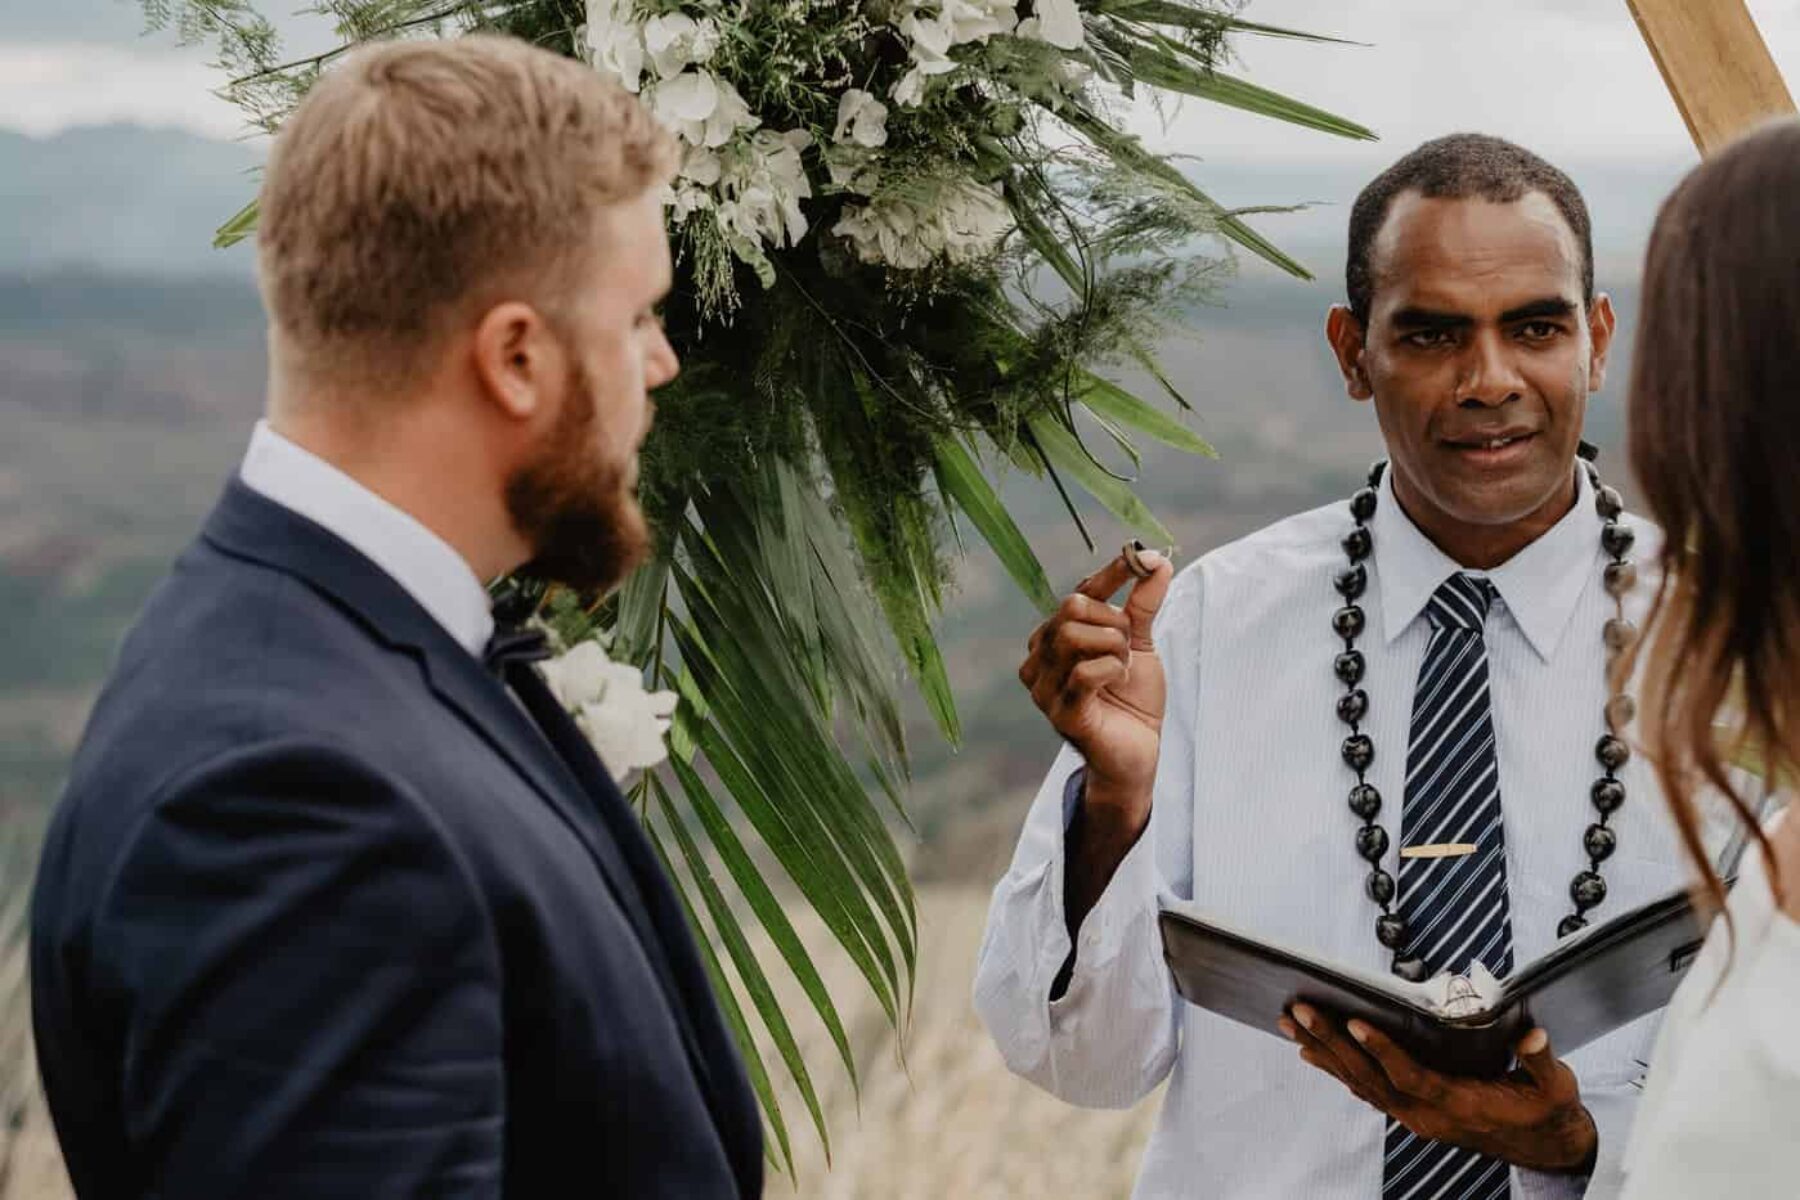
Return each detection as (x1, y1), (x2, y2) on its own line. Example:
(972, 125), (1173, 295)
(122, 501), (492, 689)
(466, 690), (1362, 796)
(139, 0), (1371, 1169)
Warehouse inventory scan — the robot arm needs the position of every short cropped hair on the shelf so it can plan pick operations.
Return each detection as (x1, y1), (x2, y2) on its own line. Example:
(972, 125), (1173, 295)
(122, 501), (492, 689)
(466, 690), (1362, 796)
(1345, 133), (1593, 326)
(257, 34), (678, 385)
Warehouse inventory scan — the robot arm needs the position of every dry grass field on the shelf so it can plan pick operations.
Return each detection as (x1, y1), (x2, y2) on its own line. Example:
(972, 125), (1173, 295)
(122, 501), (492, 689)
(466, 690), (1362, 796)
(763, 885), (1161, 1200)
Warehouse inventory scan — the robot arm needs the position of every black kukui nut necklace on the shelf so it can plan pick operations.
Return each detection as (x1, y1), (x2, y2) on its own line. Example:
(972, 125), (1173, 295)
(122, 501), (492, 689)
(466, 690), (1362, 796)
(1333, 452), (1638, 982)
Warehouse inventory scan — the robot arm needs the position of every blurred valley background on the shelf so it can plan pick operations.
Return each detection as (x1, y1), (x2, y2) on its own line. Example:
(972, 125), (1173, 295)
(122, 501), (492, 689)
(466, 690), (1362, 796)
(0, 115), (1683, 1198)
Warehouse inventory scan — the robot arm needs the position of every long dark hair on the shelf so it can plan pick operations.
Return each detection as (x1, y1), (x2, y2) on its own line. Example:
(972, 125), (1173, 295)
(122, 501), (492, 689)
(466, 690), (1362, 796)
(1627, 118), (1800, 916)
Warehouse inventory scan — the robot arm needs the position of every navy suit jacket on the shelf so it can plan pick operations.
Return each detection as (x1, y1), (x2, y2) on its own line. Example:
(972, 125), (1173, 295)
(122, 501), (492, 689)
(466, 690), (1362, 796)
(30, 478), (763, 1198)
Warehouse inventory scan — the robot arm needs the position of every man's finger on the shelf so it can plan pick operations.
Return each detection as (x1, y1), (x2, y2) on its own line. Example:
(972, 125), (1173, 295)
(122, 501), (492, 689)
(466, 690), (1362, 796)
(1290, 1006), (1393, 1103)
(1122, 553), (1173, 651)
(1047, 622), (1131, 667)
(1348, 1020), (1445, 1103)
(1289, 1032), (1391, 1114)
(1027, 600), (1127, 667)
(1514, 1028), (1576, 1100)
(1074, 555), (1139, 603)
(1054, 657), (1129, 716)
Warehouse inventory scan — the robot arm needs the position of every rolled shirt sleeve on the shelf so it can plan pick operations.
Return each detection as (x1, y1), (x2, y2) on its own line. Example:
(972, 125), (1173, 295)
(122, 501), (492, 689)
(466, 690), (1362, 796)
(973, 568), (1201, 1110)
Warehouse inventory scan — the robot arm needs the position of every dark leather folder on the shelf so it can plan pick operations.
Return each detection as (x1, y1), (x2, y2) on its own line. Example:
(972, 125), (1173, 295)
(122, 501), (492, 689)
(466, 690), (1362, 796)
(1159, 886), (1713, 1077)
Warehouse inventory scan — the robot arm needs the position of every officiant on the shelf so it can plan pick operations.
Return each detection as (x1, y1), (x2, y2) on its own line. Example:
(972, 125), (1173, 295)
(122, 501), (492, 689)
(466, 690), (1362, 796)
(975, 134), (1695, 1199)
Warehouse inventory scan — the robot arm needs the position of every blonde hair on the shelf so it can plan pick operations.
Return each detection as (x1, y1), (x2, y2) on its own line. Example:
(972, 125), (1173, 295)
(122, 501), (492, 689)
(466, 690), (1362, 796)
(257, 34), (677, 388)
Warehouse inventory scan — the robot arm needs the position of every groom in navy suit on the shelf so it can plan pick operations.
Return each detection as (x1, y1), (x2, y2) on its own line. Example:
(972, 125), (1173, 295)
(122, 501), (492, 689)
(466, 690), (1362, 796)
(30, 35), (760, 1199)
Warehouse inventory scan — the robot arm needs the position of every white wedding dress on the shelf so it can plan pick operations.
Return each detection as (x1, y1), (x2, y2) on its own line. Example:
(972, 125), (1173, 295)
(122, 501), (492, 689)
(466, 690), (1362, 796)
(1620, 812), (1800, 1197)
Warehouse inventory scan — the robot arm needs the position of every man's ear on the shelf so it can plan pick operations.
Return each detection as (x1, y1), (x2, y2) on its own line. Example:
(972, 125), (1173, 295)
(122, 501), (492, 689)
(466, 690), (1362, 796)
(1326, 305), (1374, 401)
(1586, 293), (1618, 394)
(471, 301), (554, 422)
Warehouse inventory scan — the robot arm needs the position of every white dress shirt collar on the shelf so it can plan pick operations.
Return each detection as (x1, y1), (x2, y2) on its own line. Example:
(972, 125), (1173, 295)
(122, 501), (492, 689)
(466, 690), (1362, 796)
(1372, 461), (1598, 662)
(237, 420), (496, 659)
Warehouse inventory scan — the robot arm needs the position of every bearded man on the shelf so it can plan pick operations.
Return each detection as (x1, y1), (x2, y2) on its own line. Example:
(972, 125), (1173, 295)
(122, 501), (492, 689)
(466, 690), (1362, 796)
(976, 135), (1698, 1199)
(30, 36), (761, 1199)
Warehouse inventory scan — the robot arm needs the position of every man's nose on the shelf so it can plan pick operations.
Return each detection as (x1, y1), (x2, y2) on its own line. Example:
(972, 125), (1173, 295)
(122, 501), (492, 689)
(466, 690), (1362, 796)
(648, 326), (680, 388)
(1457, 330), (1524, 408)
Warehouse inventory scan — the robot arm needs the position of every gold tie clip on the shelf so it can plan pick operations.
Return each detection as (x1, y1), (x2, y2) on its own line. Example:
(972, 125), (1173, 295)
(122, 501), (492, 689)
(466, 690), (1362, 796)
(1400, 843), (1479, 860)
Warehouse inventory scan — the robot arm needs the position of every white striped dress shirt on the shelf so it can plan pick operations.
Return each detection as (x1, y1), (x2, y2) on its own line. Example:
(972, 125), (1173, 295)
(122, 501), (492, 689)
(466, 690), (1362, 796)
(974, 464), (1697, 1199)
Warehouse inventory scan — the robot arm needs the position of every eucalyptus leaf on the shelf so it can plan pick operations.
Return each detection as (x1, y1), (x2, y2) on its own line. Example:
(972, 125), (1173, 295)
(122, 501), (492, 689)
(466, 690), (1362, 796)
(1077, 371), (1218, 458)
(1027, 413), (1176, 544)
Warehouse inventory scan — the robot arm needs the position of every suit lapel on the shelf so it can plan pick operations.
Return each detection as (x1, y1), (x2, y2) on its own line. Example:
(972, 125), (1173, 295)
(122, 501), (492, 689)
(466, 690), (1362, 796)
(418, 646), (716, 1072)
(199, 479), (757, 1178)
(505, 666), (764, 1190)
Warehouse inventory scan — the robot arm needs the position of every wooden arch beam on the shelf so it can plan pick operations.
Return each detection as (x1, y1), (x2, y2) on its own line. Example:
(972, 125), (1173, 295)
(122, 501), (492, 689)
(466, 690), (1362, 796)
(1627, 0), (1795, 154)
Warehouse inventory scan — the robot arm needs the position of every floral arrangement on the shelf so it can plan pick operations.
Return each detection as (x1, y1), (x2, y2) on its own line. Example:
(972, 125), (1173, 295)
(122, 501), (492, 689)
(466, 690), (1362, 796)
(147, 0), (1369, 1169)
(540, 636), (680, 774)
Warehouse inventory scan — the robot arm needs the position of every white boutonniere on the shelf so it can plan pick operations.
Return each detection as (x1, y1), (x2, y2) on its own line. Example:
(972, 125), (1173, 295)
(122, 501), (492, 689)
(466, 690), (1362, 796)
(538, 639), (678, 778)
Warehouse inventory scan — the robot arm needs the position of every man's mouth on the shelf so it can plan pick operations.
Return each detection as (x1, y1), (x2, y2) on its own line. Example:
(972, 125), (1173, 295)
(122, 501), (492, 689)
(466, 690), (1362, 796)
(1442, 430), (1538, 463)
(1447, 431), (1533, 449)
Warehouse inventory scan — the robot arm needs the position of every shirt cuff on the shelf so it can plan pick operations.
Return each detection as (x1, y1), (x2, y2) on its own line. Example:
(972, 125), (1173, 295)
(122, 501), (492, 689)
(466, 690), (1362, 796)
(1514, 1079), (1636, 1200)
(1049, 767), (1159, 1004)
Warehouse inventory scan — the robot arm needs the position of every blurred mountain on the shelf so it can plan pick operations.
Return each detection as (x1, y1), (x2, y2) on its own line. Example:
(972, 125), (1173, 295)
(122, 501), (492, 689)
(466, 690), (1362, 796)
(0, 124), (261, 278)
(0, 122), (1692, 282)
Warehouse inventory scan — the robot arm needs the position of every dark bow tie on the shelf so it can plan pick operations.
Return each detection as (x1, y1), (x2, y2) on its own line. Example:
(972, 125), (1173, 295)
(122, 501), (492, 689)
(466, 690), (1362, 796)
(483, 622), (553, 678)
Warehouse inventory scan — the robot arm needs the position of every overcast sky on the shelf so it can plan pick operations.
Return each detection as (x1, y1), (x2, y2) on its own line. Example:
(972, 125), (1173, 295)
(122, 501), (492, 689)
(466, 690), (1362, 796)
(1, 0), (1796, 165)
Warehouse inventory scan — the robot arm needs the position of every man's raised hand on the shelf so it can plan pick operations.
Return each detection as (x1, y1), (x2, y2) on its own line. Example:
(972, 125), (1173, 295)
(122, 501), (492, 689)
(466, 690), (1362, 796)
(1018, 547), (1174, 819)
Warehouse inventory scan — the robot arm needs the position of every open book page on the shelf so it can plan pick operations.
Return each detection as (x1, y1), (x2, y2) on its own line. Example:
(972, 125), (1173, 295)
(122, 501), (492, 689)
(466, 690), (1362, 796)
(1158, 900), (1505, 1019)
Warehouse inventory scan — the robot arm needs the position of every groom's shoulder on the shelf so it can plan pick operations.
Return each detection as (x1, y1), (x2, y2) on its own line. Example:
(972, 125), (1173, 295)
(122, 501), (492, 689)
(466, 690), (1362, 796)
(66, 537), (437, 803)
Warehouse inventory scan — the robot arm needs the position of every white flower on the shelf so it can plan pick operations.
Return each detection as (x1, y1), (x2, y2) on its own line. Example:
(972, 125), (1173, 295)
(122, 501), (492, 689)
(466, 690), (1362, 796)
(935, 179), (1014, 260)
(833, 179), (1012, 268)
(680, 144), (723, 186)
(645, 70), (759, 147)
(823, 144), (880, 195)
(662, 182), (714, 221)
(899, 10), (957, 65)
(1054, 57), (1094, 90)
(539, 639), (677, 777)
(643, 12), (721, 80)
(833, 89), (889, 149)
(718, 129), (814, 248)
(1019, 0), (1085, 50)
(891, 64), (930, 108)
(835, 200), (936, 269)
(657, 145), (720, 223)
(939, 0), (1019, 45)
(889, 0), (1019, 106)
(585, 0), (646, 92)
(574, 687), (678, 775)
(538, 640), (610, 710)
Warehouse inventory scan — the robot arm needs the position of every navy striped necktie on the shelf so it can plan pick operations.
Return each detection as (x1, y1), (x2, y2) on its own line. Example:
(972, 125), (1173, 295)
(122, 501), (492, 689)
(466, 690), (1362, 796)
(1383, 573), (1514, 1200)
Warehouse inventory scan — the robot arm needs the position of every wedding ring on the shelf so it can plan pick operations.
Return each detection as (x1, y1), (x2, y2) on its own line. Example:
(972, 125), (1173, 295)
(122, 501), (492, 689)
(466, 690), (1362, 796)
(1122, 540), (1173, 578)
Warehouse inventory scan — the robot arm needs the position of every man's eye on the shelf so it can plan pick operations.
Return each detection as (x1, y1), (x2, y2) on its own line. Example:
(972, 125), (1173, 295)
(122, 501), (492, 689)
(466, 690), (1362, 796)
(1518, 321), (1561, 340)
(1404, 330), (1452, 349)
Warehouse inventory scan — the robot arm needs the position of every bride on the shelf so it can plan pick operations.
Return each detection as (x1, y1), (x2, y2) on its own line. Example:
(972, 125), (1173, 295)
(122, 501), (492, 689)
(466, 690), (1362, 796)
(1618, 116), (1800, 1198)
